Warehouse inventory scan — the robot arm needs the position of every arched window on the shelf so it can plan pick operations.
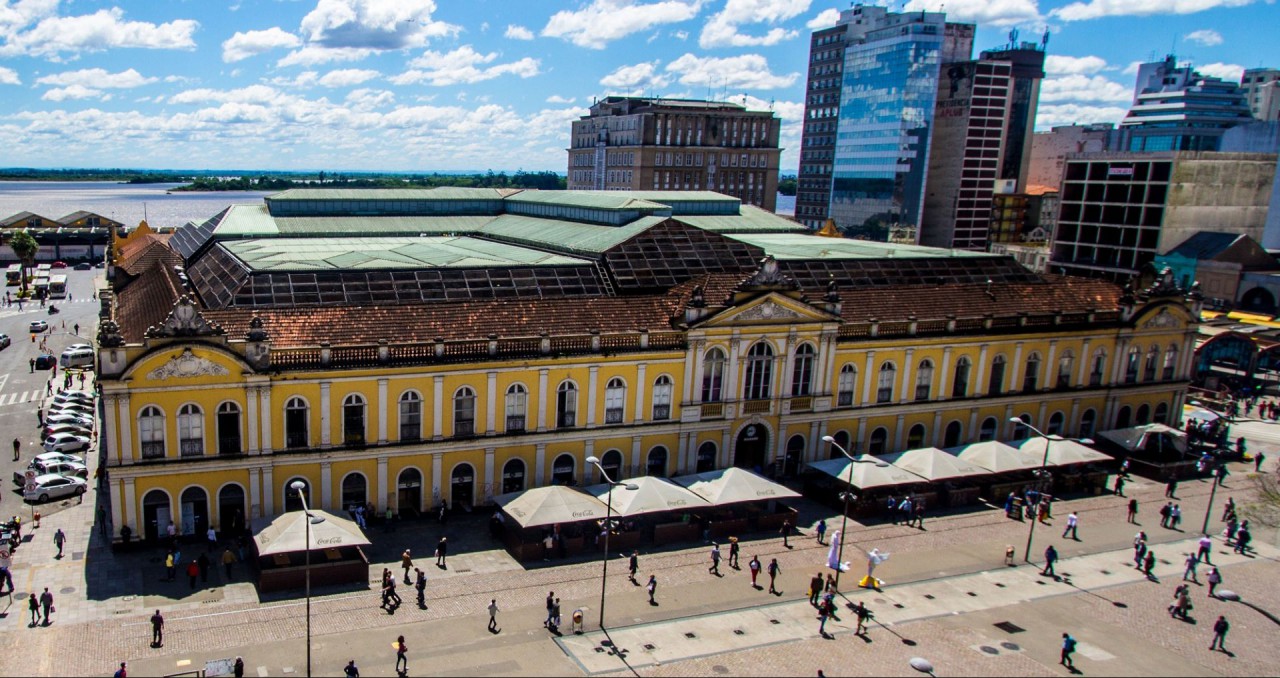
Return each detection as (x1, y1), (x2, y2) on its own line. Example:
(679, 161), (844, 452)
(399, 391), (422, 441)
(791, 343), (816, 396)
(696, 441), (718, 473)
(1136, 404), (1151, 425)
(837, 364), (857, 407)
(1115, 405), (1132, 429)
(285, 397), (308, 449)
(876, 362), (896, 403)
(953, 356), (971, 397)
(907, 424), (926, 449)
(139, 405), (165, 459)
(978, 417), (998, 442)
(1162, 344), (1178, 380)
(556, 381), (577, 429)
(505, 384), (527, 432)
(1125, 346), (1140, 384)
(1056, 350), (1074, 389)
(1048, 411), (1065, 435)
(652, 375), (673, 420)
(216, 402), (241, 456)
(283, 477), (310, 513)
(915, 359), (933, 401)
(829, 430), (852, 459)
(1090, 349), (1107, 386)
(1144, 346), (1159, 381)
(453, 387), (476, 437)
(600, 449), (623, 480)
(502, 458), (526, 494)
(604, 378), (626, 424)
(868, 427), (888, 455)
(341, 473), (367, 510)
(702, 348), (725, 402)
(177, 404), (203, 457)
(551, 454), (576, 485)
(744, 342), (774, 400)
(1080, 408), (1097, 438)
(343, 394), (366, 446)
(943, 421), (963, 448)
(1154, 402), (1170, 424)
(646, 446), (668, 477)
(989, 355), (1007, 396)
(1023, 352), (1041, 392)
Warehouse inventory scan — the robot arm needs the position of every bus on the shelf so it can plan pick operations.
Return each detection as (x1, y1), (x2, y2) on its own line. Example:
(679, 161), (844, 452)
(48, 274), (67, 299)
(35, 264), (51, 275)
(4, 264), (19, 286)
(33, 274), (49, 298)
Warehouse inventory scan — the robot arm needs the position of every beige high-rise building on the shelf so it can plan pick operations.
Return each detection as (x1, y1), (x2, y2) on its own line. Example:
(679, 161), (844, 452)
(566, 96), (781, 211)
(1241, 68), (1280, 122)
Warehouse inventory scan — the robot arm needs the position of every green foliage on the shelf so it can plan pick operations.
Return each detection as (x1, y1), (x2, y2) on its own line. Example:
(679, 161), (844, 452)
(172, 171), (567, 192)
(777, 177), (797, 196)
(7, 230), (38, 293)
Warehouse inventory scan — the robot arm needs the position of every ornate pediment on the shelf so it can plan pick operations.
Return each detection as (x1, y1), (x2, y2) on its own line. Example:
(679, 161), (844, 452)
(146, 295), (224, 339)
(735, 300), (804, 322)
(146, 348), (230, 380)
(738, 256), (798, 292)
(702, 294), (831, 327)
(1142, 308), (1182, 329)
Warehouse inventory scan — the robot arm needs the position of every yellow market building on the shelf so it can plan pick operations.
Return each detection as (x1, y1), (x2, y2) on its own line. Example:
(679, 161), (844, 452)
(96, 189), (1200, 541)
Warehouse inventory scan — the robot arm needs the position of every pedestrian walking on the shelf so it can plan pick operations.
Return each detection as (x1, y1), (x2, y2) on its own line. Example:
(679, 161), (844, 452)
(628, 550), (639, 583)
(1210, 616), (1229, 651)
(39, 587), (53, 625)
(1183, 552), (1199, 582)
(1215, 465), (1229, 486)
(206, 527), (217, 552)
(344, 660), (360, 678)
(1171, 504), (1182, 530)
(914, 501), (926, 529)
(1143, 550), (1156, 578)
(401, 549), (413, 582)
(1234, 526), (1252, 554)
(728, 537), (740, 568)
(1207, 567), (1222, 597)
(197, 553), (210, 583)
(853, 601), (871, 635)
(1060, 633), (1077, 669)
(1197, 535), (1213, 564)
(415, 568), (426, 608)
(749, 555), (762, 588)
(818, 598), (832, 638)
(1062, 512), (1079, 540)
(780, 519), (792, 548)
(544, 591), (555, 628)
(1221, 498), (1235, 522)
(186, 560), (199, 589)
(1114, 475), (1126, 496)
(222, 547), (236, 579)
(1159, 502), (1172, 528)
(394, 635), (408, 674)
(386, 573), (402, 608)
(150, 610), (164, 647)
(436, 537), (448, 567)
(1165, 478), (1177, 498)
(1127, 498), (1138, 524)
(53, 528), (66, 558)
(233, 658), (244, 678)
(550, 597), (561, 631)
(647, 574), (657, 604)
(709, 543), (721, 576)
(815, 519), (827, 545)
(11, 438), (18, 462)
(114, 662), (127, 678)
(1255, 451), (1266, 472)
(767, 557), (781, 594)
(28, 593), (39, 626)
(809, 572), (824, 606)
(1042, 545), (1058, 577)
(825, 573), (837, 594)
(487, 599), (500, 632)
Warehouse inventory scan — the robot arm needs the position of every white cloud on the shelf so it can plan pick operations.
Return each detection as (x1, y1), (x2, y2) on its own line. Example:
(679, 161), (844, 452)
(1185, 29), (1223, 45)
(0, 66), (22, 85)
(806, 8), (840, 28)
(318, 68), (380, 87)
(1035, 103), (1127, 129)
(268, 71), (321, 88)
(42, 84), (102, 101)
(299, 0), (459, 49)
(1198, 62), (1244, 81)
(600, 61), (670, 91)
(546, 95), (576, 104)
(390, 45), (540, 86)
(278, 45), (375, 67)
(222, 27), (301, 62)
(36, 68), (157, 89)
(0, 7), (198, 58)
(665, 53), (798, 90)
(1044, 55), (1109, 75)
(169, 85), (283, 106)
(542, 0), (703, 49)
(1040, 74), (1133, 103)
(345, 87), (395, 110)
(504, 24), (534, 40)
(903, 0), (1041, 27)
(671, 29), (689, 40)
(1050, 0), (1256, 21)
(1122, 61), (1143, 75)
(699, 0), (808, 49)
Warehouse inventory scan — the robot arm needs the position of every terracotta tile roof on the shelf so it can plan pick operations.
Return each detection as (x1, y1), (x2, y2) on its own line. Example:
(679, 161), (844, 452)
(117, 260), (185, 342)
(831, 275), (1121, 322)
(117, 235), (178, 278)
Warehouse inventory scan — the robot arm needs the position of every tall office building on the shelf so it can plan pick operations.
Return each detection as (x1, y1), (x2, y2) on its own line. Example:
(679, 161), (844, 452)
(1115, 55), (1252, 152)
(1241, 68), (1280, 122)
(980, 42), (1047, 190)
(1028, 124), (1115, 189)
(566, 97), (781, 211)
(795, 5), (974, 238)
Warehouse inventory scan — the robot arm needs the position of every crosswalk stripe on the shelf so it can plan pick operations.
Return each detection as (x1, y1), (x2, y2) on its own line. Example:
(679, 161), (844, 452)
(18, 391), (29, 404)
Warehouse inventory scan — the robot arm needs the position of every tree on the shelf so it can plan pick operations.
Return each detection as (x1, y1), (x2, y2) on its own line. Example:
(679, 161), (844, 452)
(8, 230), (38, 294)
(1242, 472), (1280, 529)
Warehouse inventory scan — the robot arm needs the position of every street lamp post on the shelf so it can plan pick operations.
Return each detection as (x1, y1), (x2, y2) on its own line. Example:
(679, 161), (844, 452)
(1201, 460), (1221, 535)
(289, 480), (325, 678)
(585, 456), (637, 631)
(821, 435), (889, 588)
(1008, 418), (1093, 563)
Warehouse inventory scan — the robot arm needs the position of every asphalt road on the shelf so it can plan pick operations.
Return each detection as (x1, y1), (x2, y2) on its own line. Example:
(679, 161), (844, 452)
(0, 269), (103, 516)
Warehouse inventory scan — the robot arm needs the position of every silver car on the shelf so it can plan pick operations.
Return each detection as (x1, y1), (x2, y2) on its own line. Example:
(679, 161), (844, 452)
(24, 474), (88, 503)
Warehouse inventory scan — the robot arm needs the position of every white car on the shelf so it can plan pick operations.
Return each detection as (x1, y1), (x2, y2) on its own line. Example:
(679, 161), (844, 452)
(29, 320), (49, 333)
(49, 401), (94, 415)
(23, 474), (87, 503)
(34, 451), (85, 466)
(42, 423), (93, 439)
(14, 460), (88, 485)
(52, 391), (95, 406)
(65, 343), (92, 351)
(43, 433), (91, 453)
(44, 412), (95, 429)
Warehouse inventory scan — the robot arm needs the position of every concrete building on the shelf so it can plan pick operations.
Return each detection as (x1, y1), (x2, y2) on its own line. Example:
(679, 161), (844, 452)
(1153, 232), (1276, 309)
(1242, 68), (1280, 122)
(1050, 152), (1278, 282)
(0, 210), (119, 262)
(980, 42), (1047, 192)
(989, 241), (1052, 273)
(1028, 124), (1114, 190)
(1115, 56), (1252, 152)
(990, 185), (1058, 244)
(567, 97), (781, 212)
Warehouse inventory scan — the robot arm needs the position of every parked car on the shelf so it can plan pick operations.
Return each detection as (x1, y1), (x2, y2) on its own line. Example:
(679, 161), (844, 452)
(51, 392), (95, 405)
(29, 320), (48, 333)
(41, 423), (93, 439)
(33, 451), (84, 466)
(59, 347), (94, 369)
(49, 403), (94, 418)
(0, 334), (8, 350)
(51, 261), (67, 269)
(51, 395), (95, 410)
(42, 433), (91, 453)
(14, 459), (88, 485)
(65, 343), (93, 351)
(23, 474), (87, 503)
(43, 412), (94, 429)
(74, 262), (92, 271)
(34, 354), (56, 370)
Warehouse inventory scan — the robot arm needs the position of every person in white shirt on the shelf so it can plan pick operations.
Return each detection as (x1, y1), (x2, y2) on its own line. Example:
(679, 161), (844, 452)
(1062, 512), (1079, 540)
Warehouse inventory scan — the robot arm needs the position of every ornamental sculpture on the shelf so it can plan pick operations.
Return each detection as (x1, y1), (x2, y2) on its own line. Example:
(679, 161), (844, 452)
(145, 294), (225, 339)
(146, 348), (230, 380)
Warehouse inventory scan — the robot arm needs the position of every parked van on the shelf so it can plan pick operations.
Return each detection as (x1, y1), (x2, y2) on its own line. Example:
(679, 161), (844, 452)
(59, 347), (94, 369)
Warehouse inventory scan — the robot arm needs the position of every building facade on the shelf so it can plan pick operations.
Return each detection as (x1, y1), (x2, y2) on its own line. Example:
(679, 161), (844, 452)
(1028, 124), (1114, 190)
(0, 210), (118, 262)
(566, 97), (781, 211)
(96, 188), (1196, 542)
(1115, 56), (1252, 153)
(1242, 68), (1280, 122)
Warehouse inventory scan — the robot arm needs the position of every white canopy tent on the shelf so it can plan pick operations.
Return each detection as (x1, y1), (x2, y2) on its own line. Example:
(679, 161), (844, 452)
(670, 467), (801, 505)
(251, 509), (371, 557)
(582, 476), (710, 517)
(493, 485), (609, 529)
(806, 457), (926, 490)
(880, 447), (993, 481)
(1014, 437), (1113, 467)
(945, 441), (1045, 474)
(1098, 423), (1189, 456)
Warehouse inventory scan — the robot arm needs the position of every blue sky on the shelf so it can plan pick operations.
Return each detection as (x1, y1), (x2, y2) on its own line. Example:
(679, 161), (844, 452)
(0, 0), (1273, 172)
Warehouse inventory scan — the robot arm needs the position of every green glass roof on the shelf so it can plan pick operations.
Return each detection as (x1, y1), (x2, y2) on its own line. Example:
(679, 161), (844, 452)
(268, 187), (512, 201)
(503, 191), (669, 210)
(480, 215), (667, 255)
(222, 236), (594, 271)
(722, 233), (996, 260)
(675, 205), (805, 233)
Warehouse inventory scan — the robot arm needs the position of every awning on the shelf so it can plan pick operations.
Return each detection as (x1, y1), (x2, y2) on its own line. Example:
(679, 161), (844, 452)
(492, 485), (609, 529)
(1014, 438), (1113, 466)
(670, 467), (801, 505)
(582, 476), (710, 517)
(1098, 423), (1189, 455)
(251, 509), (371, 557)
(945, 441), (1045, 474)
(879, 447), (993, 481)
(1183, 405), (1221, 423)
(806, 457), (925, 490)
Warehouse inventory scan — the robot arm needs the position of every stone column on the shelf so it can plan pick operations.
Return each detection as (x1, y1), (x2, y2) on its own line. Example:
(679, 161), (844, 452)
(484, 447), (496, 504)
(261, 466), (275, 515)
(259, 387), (273, 454)
(634, 364), (648, 424)
(535, 444), (547, 487)
(537, 369), (549, 433)
(246, 387), (260, 454)
(377, 378), (388, 444)
(630, 435), (643, 477)
(861, 351), (876, 404)
(486, 371), (497, 435)
(899, 349), (915, 404)
(433, 376), (444, 440)
(320, 462), (332, 510)
(938, 348), (953, 401)
(121, 477), (135, 533)
(1077, 340), (1093, 386)
(319, 381), (331, 448)
(431, 453), (443, 506)
(587, 366), (599, 428)
(101, 395), (118, 464)
(117, 395), (132, 464)
(376, 457), (388, 512)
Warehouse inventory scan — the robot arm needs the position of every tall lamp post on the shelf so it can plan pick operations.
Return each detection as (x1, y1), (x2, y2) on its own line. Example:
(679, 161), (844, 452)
(821, 435), (889, 588)
(1200, 460), (1221, 535)
(585, 456), (638, 630)
(1008, 419), (1093, 563)
(289, 480), (325, 678)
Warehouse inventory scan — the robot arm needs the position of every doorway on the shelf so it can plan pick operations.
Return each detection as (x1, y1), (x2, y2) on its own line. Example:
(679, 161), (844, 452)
(733, 424), (768, 473)
(142, 490), (170, 543)
(784, 435), (804, 478)
(397, 468), (422, 517)
(450, 464), (475, 509)
(217, 484), (246, 537)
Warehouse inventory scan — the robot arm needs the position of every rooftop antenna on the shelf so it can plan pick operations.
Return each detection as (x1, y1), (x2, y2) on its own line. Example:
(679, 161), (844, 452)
(1041, 28), (1050, 51)
(143, 202), (147, 223)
